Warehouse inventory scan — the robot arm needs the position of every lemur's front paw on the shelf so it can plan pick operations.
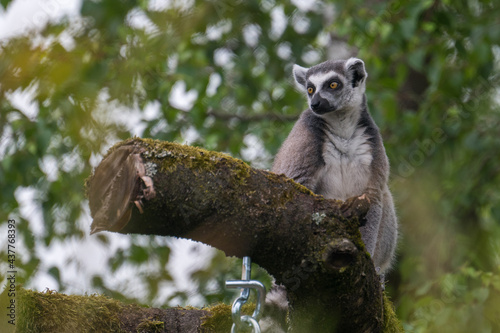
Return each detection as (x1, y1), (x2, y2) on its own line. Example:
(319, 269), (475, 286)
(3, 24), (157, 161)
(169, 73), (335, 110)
(340, 194), (370, 226)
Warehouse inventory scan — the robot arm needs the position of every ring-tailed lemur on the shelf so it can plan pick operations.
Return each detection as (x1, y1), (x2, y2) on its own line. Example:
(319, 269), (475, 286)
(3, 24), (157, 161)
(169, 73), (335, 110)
(262, 58), (398, 332)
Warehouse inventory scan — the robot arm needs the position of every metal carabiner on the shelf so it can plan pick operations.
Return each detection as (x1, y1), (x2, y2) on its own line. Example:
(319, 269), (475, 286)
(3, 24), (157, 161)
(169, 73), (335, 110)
(226, 280), (266, 321)
(231, 315), (261, 333)
(225, 257), (266, 333)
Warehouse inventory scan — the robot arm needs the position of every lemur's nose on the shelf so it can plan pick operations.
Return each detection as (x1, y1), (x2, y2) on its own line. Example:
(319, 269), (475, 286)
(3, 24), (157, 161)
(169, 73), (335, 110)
(311, 101), (320, 111)
(311, 94), (322, 111)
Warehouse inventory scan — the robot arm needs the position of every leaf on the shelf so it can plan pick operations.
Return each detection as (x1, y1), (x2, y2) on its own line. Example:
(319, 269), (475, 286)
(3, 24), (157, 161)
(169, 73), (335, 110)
(48, 266), (61, 287)
(0, 0), (13, 10)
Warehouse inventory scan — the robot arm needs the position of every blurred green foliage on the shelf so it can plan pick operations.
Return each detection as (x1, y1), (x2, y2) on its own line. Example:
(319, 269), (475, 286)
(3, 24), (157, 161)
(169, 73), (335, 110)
(1, 0), (499, 331)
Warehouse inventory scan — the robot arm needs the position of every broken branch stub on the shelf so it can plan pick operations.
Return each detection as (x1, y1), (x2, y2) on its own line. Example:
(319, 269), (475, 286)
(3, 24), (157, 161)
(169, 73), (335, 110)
(86, 138), (382, 332)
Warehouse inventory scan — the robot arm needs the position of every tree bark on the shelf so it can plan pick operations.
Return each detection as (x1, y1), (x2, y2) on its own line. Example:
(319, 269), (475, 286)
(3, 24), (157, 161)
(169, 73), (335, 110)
(86, 137), (386, 332)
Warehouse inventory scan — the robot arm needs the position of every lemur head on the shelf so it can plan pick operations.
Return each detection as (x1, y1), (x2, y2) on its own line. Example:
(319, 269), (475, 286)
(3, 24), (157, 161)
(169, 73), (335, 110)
(293, 58), (368, 115)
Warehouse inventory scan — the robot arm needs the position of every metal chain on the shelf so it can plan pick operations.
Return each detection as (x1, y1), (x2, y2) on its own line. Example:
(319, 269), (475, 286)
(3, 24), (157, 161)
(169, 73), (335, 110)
(226, 257), (266, 333)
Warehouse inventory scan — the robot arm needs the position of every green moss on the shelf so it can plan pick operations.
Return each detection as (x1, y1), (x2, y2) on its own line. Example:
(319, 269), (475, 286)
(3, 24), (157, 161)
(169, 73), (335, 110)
(136, 318), (164, 333)
(85, 138), (322, 219)
(201, 303), (255, 333)
(263, 170), (316, 197)
(16, 284), (401, 332)
(18, 288), (124, 333)
(110, 138), (255, 184)
(96, 138), (319, 197)
(382, 293), (404, 333)
(202, 297), (402, 333)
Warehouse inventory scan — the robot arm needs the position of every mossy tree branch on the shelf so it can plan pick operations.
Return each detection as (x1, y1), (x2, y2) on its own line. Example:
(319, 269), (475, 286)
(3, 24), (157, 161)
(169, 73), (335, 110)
(86, 137), (394, 332)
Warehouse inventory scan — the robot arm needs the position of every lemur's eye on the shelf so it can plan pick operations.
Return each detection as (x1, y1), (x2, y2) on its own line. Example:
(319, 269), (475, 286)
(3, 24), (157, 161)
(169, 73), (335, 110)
(330, 82), (339, 89)
(307, 87), (314, 94)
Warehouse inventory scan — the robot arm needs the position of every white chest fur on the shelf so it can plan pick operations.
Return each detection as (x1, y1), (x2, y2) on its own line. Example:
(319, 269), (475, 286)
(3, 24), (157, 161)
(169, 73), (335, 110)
(315, 126), (373, 200)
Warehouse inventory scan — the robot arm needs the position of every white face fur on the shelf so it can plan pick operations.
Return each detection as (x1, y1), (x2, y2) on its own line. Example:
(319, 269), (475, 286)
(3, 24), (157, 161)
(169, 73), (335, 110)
(293, 58), (368, 116)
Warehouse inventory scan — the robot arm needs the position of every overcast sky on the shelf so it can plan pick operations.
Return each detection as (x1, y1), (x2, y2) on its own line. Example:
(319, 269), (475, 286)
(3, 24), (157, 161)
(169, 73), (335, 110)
(0, 0), (309, 306)
(0, 0), (219, 307)
(0, 0), (82, 41)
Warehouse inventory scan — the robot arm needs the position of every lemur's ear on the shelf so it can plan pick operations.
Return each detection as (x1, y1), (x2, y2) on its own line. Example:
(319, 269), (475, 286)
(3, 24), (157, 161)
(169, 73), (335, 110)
(345, 58), (367, 88)
(293, 64), (308, 89)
